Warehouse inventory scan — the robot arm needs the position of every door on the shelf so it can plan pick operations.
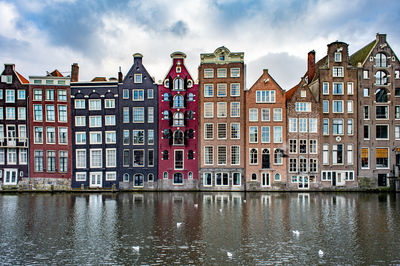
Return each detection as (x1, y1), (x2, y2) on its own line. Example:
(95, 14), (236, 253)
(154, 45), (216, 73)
(262, 149), (270, 169)
(7, 125), (16, 146)
(378, 174), (387, 187)
(298, 176), (309, 189)
(134, 174), (144, 187)
(336, 172), (346, 186)
(4, 169), (18, 185)
(261, 172), (270, 187)
(89, 172), (102, 188)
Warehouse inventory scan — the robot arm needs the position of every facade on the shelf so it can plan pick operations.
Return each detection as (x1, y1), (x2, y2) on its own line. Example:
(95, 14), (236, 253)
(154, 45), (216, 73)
(28, 70), (72, 189)
(0, 64), (29, 186)
(198, 47), (245, 190)
(71, 67), (119, 189)
(245, 69), (288, 190)
(286, 54), (321, 190)
(118, 53), (158, 190)
(350, 33), (400, 188)
(158, 52), (198, 190)
(309, 42), (358, 188)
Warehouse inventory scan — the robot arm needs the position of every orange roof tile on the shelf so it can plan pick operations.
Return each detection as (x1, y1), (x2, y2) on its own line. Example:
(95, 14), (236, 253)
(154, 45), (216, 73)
(285, 83), (298, 101)
(91, 77), (107, 82)
(16, 71), (29, 84)
(50, 69), (64, 77)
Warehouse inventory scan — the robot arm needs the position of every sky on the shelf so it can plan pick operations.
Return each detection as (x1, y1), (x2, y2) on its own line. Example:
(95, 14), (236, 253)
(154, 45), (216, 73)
(1, 0), (400, 90)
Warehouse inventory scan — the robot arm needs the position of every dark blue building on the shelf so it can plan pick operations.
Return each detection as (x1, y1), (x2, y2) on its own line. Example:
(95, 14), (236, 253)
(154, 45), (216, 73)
(71, 71), (119, 189)
(118, 53), (158, 190)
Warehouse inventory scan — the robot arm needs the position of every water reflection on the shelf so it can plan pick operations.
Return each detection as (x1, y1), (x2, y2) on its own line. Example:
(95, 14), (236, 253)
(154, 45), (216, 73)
(0, 193), (399, 264)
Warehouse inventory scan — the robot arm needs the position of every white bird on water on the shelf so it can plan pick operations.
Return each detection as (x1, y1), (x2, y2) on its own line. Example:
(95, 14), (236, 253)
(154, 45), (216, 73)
(132, 246), (140, 253)
(194, 204), (198, 208)
(243, 200), (246, 203)
(292, 230), (300, 236)
(227, 251), (233, 258)
(219, 208), (223, 212)
(177, 222), (182, 228)
(318, 250), (324, 257)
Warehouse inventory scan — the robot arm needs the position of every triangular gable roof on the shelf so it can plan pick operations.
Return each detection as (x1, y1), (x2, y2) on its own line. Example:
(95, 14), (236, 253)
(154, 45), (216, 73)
(285, 83), (298, 101)
(50, 69), (64, 77)
(248, 69), (285, 94)
(349, 40), (376, 66)
(91, 77), (107, 82)
(16, 71), (29, 84)
(122, 56), (155, 84)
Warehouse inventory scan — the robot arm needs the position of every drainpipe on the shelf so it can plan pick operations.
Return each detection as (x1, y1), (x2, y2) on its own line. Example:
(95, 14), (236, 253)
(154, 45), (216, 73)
(27, 95), (30, 191)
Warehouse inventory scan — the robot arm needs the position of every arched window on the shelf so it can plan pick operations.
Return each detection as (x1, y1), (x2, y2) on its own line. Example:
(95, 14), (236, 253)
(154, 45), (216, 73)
(376, 88), (389, 102)
(187, 110), (194, 119)
(163, 93), (169, 101)
(174, 173), (183, 184)
(163, 150), (169, 160)
(375, 53), (387, 68)
(173, 112), (184, 126)
(188, 172), (193, 179)
(274, 149), (283, 164)
(163, 110), (169, 119)
(163, 129), (169, 139)
(375, 71), (388, 85)
(173, 94), (184, 108)
(250, 148), (258, 164)
(274, 173), (281, 181)
(148, 173), (154, 182)
(188, 93), (194, 101)
(163, 172), (168, 179)
(173, 130), (184, 145)
(174, 78), (184, 91)
(123, 173), (129, 182)
(251, 173), (257, 181)
(134, 174), (144, 187)
(188, 150), (194, 159)
(262, 149), (270, 169)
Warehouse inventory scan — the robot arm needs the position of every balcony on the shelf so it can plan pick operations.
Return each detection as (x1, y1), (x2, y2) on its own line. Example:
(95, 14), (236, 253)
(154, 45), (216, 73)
(0, 137), (28, 148)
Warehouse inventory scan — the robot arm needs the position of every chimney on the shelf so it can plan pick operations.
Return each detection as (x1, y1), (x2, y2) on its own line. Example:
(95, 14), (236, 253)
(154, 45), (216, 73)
(376, 33), (387, 43)
(71, 63), (79, 82)
(133, 53), (143, 64)
(307, 50), (315, 82)
(118, 66), (123, 83)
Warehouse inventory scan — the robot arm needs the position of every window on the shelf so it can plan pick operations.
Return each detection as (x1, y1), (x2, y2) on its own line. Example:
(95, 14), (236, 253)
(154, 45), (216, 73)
(361, 148), (369, 168)
(132, 107), (144, 122)
(299, 118), (307, 133)
(123, 107), (129, 123)
(261, 126), (270, 143)
(347, 100), (353, 113)
(261, 108), (270, 121)
(273, 126), (282, 143)
(299, 139), (307, 154)
(188, 150), (194, 160)
(289, 139), (297, 154)
(376, 125), (388, 139)
(217, 84), (227, 97)
(89, 132), (102, 144)
(347, 144), (353, 165)
(58, 90), (67, 101)
(217, 123), (227, 139)
(251, 173), (257, 181)
(148, 150), (154, 166)
(75, 116), (86, 126)
(89, 116), (102, 127)
(133, 150), (144, 167)
(249, 108), (258, 121)
(250, 148), (258, 165)
(75, 132), (86, 144)
(323, 144), (329, 165)
(376, 148), (388, 168)
(46, 127), (56, 144)
(173, 95), (184, 108)
(231, 123), (240, 139)
(309, 159), (318, 173)
(309, 139), (317, 154)
(173, 112), (184, 126)
(147, 89), (154, 99)
(347, 119), (354, 135)
(204, 84), (213, 97)
(132, 90), (144, 101)
(58, 105), (67, 122)
(0, 107), (3, 120)
(333, 82), (343, 95)
(309, 118), (317, 133)
(105, 172), (116, 181)
(364, 125), (370, 139)
(106, 149), (116, 167)
(34, 89), (42, 101)
(249, 126), (258, 143)
(204, 123), (214, 140)
(89, 99), (101, 110)
(204, 69), (214, 78)
(148, 107), (154, 123)
(215, 172), (229, 186)
(289, 118), (297, 132)
(299, 158), (307, 172)
(18, 107), (26, 120)
(332, 144), (343, 164)
(217, 102), (227, 117)
(17, 90), (25, 100)
(204, 102), (214, 118)
(133, 130), (144, 144)
(334, 52), (342, 62)
(148, 130), (154, 145)
(301, 90), (306, 97)
(295, 102), (311, 112)
(188, 93), (194, 101)
(34, 127), (43, 143)
(59, 151), (68, 172)
(19, 149), (27, 165)
(173, 130), (184, 145)
(333, 67), (343, 77)
(46, 105), (55, 121)
(217, 68), (227, 78)
(323, 119), (329, 135)
(376, 106), (388, 119)
(375, 71), (388, 85)
(396, 125), (400, 140)
(122, 89), (130, 99)
(274, 149), (283, 165)
(105, 131), (116, 144)
(347, 82), (354, 95)
(204, 146), (213, 165)
(34, 151), (44, 172)
(230, 68), (240, 77)
(273, 108), (282, 121)
(375, 53), (387, 67)
(323, 82), (329, 95)
(5, 90), (15, 103)
(123, 130), (130, 145)
(256, 91), (275, 103)
(396, 106), (400, 119)
(289, 158), (297, 173)
(173, 78), (183, 90)
(174, 150), (184, 169)
(18, 125), (26, 140)
(46, 80), (54, 85)
(105, 99), (115, 108)
(364, 106), (369, 120)
(134, 74), (142, 83)
(231, 146), (240, 165)
(230, 102), (240, 117)
(217, 146), (227, 165)
(233, 172), (241, 186)
(230, 83), (240, 96)
(332, 100), (343, 113)
(332, 119), (343, 135)
(105, 115), (116, 126)
(396, 71), (400, 79)
(33, 105), (43, 121)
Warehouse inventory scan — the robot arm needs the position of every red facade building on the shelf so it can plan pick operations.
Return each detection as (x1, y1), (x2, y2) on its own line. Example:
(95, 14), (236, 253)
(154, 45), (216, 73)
(158, 52), (198, 189)
(28, 70), (72, 189)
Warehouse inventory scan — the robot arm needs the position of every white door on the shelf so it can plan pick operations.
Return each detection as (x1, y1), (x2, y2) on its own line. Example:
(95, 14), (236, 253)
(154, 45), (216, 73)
(4, 169), (18, 185)
(89, 172), (102, 188)
(7, 125), (16, 146)
(261, 172), (270, 187)
(336, 172), (346, 186)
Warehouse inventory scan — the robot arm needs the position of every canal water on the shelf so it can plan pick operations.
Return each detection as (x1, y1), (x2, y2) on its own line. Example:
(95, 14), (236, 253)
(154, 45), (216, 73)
(0, 192), (399, 265)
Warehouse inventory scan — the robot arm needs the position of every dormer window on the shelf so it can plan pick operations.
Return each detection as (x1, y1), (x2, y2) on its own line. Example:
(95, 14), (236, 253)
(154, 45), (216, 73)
(174, 78), (184, 91)
(176, 66), (181, 73)
(334, 52), (342, 62)
(333, 67), (344, 77)
(301, 90), (306, 97)
(375, 53), (387, 68)
(219, 55), (225, 61)
(1, 75), (12, 84)
(134, 74), (142, 83)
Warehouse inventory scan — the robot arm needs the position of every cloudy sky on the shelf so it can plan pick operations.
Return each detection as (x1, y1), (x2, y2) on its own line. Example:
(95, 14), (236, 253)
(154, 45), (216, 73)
(1, 0), (400, 90)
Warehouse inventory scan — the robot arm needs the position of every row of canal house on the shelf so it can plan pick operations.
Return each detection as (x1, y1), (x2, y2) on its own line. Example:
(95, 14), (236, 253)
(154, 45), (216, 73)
(0, 33), (399, 190)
